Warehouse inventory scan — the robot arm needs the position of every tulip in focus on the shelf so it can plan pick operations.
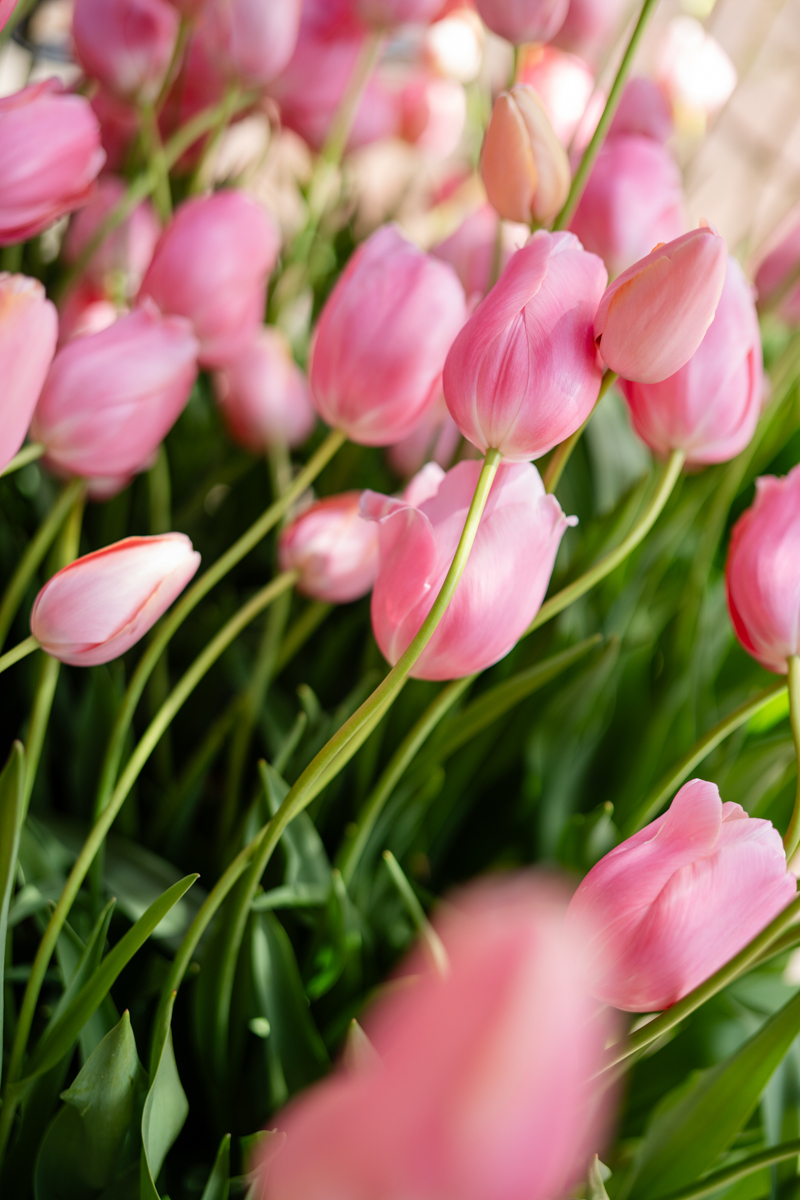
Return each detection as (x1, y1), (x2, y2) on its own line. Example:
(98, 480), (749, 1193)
(63, 176), (161, 302)
(593, 224), (727, 384)
(475, 0), (568, 44)
(568, 779), (795, 1012)
(0, 81), (105, 245)
(431, 205), (526, 304)
(139, 191), (280, 368)
(200, 0), (303, 88)
(31, 534), (200, 667)
(444, 231), (607, 461)
(278, 493), (379, 604)
(72, 0), (179, 102)
(482, 85), (570, 226)
(726, 464), (800, 674)
(755, 212), (800, 324)
(310, 224), (466, 446)
(0, 274), (58, 473)
(363, 460), (575, 680)
(214, 328), (316, 453)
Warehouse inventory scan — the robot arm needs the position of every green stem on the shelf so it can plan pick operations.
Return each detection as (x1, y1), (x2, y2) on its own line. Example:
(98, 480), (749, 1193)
(154, 14), (191, 114)
(0, 444), (45, 477)
(141, 102), (172, 221)
(382, 850), (448, 978)
(553, 0), (662, 230)
(784, 656), (800, 861)
(543, 371), (618, 493)
(658, 1140), (800, 1200)
(0, 636), (38, 676)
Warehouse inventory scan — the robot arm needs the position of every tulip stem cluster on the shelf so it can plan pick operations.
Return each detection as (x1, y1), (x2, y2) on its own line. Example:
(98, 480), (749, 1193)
(783, 655), (800, 861)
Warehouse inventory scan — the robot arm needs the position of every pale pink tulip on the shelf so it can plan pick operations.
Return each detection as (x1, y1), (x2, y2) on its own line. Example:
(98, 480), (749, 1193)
(213, 328), (316, 452)
(363, 460), (575, 680)
(72, 0), (179, 102)
(310, 225), (466, 446)
(138, 191), (279, 368)
(481, 85), (570, 225)
(475, 0), (568, 44)
(0, 274), (58, 472)
(0, 81), (105, 246)
(519, 45), (595, 147)
(278, 493), (379, 604)
(57, 280), (119, 346)
(755, 212), (800, 324)
(199, 0), (303, 88)
(386, 395), (461, 477)
(553, 0), (627, 61)
(568, 779), (795, 1012)
(593, 224), (727, 384)
(431, 206), (525, 305)
(31, 301), (198, 482)
(262, 875), (614, 1200)
(726, 464), (800, 674)
(0, 0), (17, 31)
(570, 135), (685, 279)
(656, 16), (736, 119)
(31, 534), (200, 667)
(63, 176), (161, 301)
(400, 75), (466, 159)
(443, 231), (606, 462)
(355, 0), (445, 25)
(607, 77), (673, 144)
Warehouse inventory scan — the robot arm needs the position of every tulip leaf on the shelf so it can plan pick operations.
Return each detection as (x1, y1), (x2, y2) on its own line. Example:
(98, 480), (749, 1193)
(588, 1157), (612, 1200)
(200, 1134), (231, 1200)
(260, 762), (332, 891)
(625, 987), (800, 1200)
(140, 993), (189, 1200)
(53, 900), (118, 1061)
(0, 741), (25, 1085)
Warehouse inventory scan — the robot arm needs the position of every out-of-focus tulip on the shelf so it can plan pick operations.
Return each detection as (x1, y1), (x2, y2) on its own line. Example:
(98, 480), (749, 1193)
(31, 301), (198, 482)
(159, 34), (227, 160)
(726, 464), (800, 674)
(657, 16), (736, 120)
(482, 85), (570, 225)
(425, 9), (484, 83)
(57, 279), (119, 346)
(355, 0), (445, 26)
(310, 224), (466, 447)
(387, 395), (461, 478)
(31, 534), (200, 667)
(553, 0), (627, 62)
(755, 213), (800, 324)
(593, 224), (727, 384)
(621, 256), (761, 466)
(568, 779), (796, 1012)
(139, 191), (279, 368)
(0, 81), (105, 246)
(607, 77), (673, 144)
(72, 0), (179, 102)
(431, 205), (526, 304)
(444, 231), (606, 462)
(0, 274), (58, 472)
(475, 0), (568, 44)
(214, 327), (316, 452)
(200, 0), (302, 88)
(363, 460), (575, 680)
(570, 135), (685, 279)
(90, 89), (139, 173)
(0, 0), (17, 31)
(278, 493), (379, 604)
(262, 875), (614, 1200)
(63, 176), (161, 301)
(519, 45), (596, 148)
(400, 75), (466, 159)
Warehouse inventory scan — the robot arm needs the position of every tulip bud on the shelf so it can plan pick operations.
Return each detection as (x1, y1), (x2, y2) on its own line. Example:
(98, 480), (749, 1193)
(482, 86), (570, 225)
(475, 0), (569, 44)
(726, 465), (800, 674)
(63, 176), (161, 302)
(0, 274), (58, 472)
(593, 224), (727, 384)
(310, 224), (466, 447)
(363, 460), (575, 680)
(213, 328), (316, 453)
(278, 493), (379, 604)
(0, 81), (105, 246)
(431, 205), (525, 305)
(755, 212), (800, 324)
(200, 0), (303, 88)
(354, 0), (446, 27)
(568, 779), (796, 1012)
(138, 191), (280, 368)
(31, 301), (198, 484)
(443, 231), (607, 462)
(72, 0), (180, 102)
(31, 534), (200, 667)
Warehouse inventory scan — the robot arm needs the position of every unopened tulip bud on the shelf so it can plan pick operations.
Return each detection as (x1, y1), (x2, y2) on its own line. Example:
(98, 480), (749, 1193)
(475, 0), (569, 44)
(31, 534), (200, 667)
(72, 0), (179, 102)
(482, 86), (570, 225)
(213, 328), (316, 453)
(63, 176), (161, 301)
(0, 274), (58, 472)
(568, 779), (795, 1012)
(593, 224), (727, 384)
(200, 0), (303, 88)
(278, 493), (379, 604)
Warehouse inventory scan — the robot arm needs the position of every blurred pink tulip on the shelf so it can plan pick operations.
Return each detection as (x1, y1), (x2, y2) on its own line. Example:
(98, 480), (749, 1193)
(0, 81), (105, 246)
(31, 301), (198, 482)
(363, 460), (575, 680)
(431, 205), (525, 305)
(475, 0), (568, 44)
(553, 0), (627, 61)
(568, 779), (795, 1012)
(0, 274), (58, 472)
(726, 464), (800, 674)
(213, 327), (316, 453)
(278, 493), (379, 604)
(262, 875), (614, 1200)
(310, 224), (466, 446)
(519, 45), (595, 147)
(31, 534), (200, 667)
(400, 75), (466, 159)
(200, 0), (303, 88)
(57, 281), (119, 346)
(355, 0), (445, 25)
(90, 89), (139, 173)
(594, 224), (727, 384)
(570, 135), (685, 280)
(0, 0), (16, 31)
(755, 213), (800, 324)
(607, 77), (673, 143)
(386, 395), (461, 477)
(139, 191), (279, 368)
(621, 256), (761, 466)
(159, 34), (227, 158)
(63, 176), (161, 301)
(443, 231), (606, 462)
(72, 0), (179, 102)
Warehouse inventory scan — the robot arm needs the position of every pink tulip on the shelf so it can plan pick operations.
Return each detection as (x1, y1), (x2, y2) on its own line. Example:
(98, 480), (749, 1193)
(159, 34), (227, 159)
(362, 460), (575, 680)
(726, 464), (800, 674)
(213, 328), (316, 453)
(199, 0), (303, 88)
(431, 205), (525, 305)
(90, 89), (140, 174)
(262, 875), (614, 1200)
(63, 176), (161, 301)
(354, 0), (446, 27)
(553, 0), (628, 61)
(0, 0), (17, 31)
(755, 212), (800, 324)
(593, 224), (727, 384)
(278, 493), (379, 604)
(475, 0), (568, 44)
(607, 77), (673, 143)
(57, 280), (119, 346)
(386, 395), (461, 477)
(138, 191), (280, 369)
(443, 231), (606, 462)
(31, 301), (198, 483)
(310, 224), (466, 447)
(400, 75), (466, 159)
(0, 81), (105, 246)
(570, 135), (686, 279)
(621, 256), (761, 466)
(0, 274), (58, 472)
(568, 779), (796, 1012)
(72, 0), (179, 102)
(31, 534), (200, 667)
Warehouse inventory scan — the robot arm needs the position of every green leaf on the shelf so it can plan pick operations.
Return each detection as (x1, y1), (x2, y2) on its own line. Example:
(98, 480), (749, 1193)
(200, 1134), (231, 1200)
(140, 995), (189, 1200)
(625, 988), (800, 1200)
(259, 762), (332, 891)
(0, 741), (25, 1085)
(53, 900), (117, 1062)
(588, 1156), (611, 1200)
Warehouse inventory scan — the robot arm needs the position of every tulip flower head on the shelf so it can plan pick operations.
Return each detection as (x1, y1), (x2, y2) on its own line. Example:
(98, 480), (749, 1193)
(72, 0), (180, 102)
(279, 493), (379, 604)
(0, 274), (58, 473)
(475, 0), (569, 44)
(31, 534), (200, 667)
(214, 328), (316, 453)
(481, 85), (570, 225)
(568, 779), (796, 1013)
(200, 0), (303, 88)
(63, 176), (161, 302)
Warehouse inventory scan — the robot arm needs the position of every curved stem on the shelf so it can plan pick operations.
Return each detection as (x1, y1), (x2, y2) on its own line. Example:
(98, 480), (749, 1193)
(784, 656), (800, 861)
(1, 443), (45, 477)
(543, 371), (618, 493)
(0, 636), (38, 676)
(140, 102), (172, 221)
(658, 1139), (800, 1200)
